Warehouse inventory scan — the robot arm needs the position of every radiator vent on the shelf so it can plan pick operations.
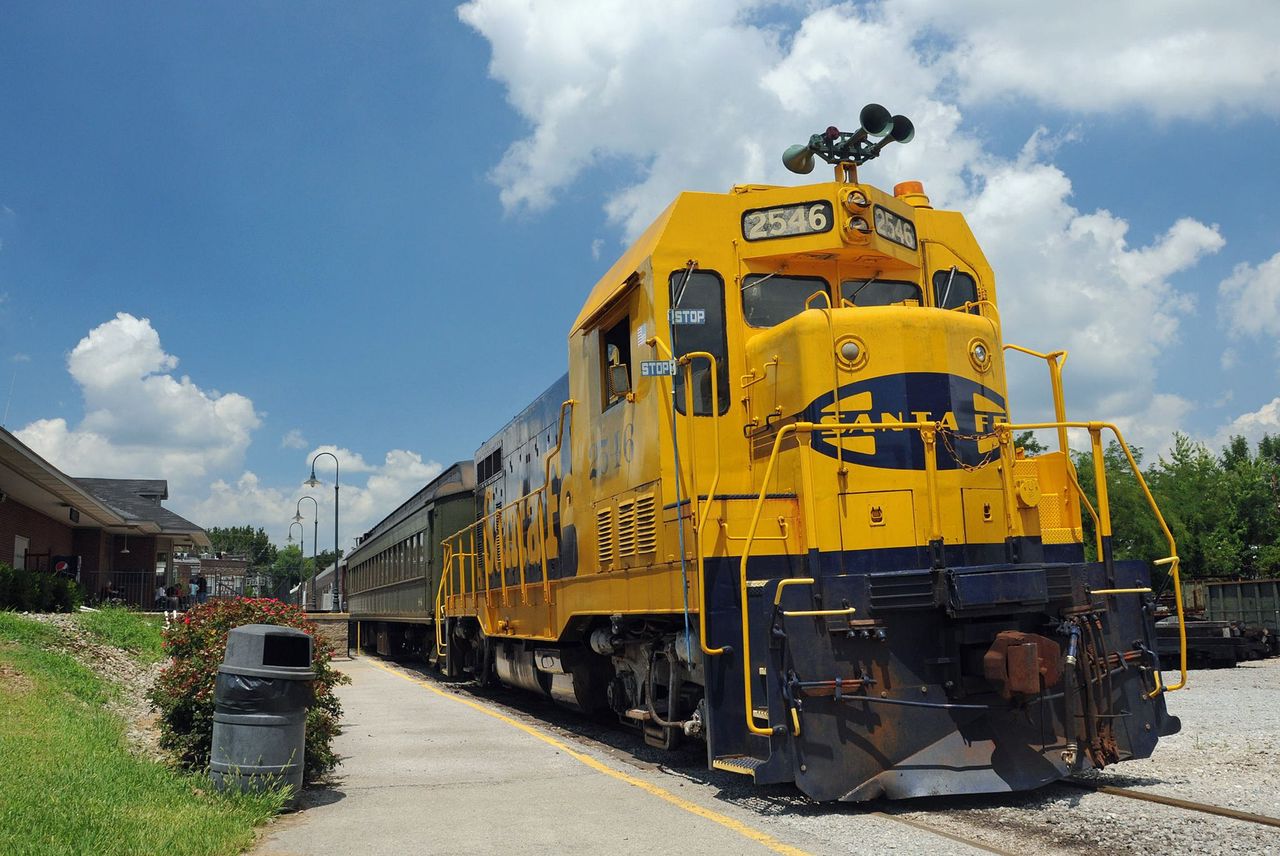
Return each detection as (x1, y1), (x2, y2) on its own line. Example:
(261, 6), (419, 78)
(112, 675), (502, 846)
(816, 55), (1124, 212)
(490, 515), (503, 570)
(636, 493), (658, 554)
(596, 506), (614, 568)
(868, 569), (935, 611)
(617, 500), (637, 557)
(1045, 565), (1074, 602)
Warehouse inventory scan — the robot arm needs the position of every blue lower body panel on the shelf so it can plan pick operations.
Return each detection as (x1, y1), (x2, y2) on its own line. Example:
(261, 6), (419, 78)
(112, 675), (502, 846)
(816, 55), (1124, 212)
(702, 554), (1179, 801)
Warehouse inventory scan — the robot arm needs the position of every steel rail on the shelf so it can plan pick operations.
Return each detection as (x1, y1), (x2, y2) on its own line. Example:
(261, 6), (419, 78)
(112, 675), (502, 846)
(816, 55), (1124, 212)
(869, 812), (1022, 856)
(1065, 779), (1280, 829)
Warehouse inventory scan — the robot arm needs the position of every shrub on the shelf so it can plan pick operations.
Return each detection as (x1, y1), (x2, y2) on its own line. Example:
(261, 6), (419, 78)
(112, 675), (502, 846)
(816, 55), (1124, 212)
(149, 598), (349, 782)
(0, 562), (83, 612)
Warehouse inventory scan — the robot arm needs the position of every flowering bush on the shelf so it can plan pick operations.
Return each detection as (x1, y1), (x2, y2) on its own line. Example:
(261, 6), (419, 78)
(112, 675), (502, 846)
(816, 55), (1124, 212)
(149, 598), (350, 781)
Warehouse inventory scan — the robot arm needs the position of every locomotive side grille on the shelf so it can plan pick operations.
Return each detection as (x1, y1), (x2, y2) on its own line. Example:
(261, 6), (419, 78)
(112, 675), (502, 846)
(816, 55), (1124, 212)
(491, 515), (503, 569)
(636, 493), (657, 554)
(868, 569), (935, 611)
(617, 500), (637, 557)
(597, 506), (614, 568)
(1045, 565), (1074, 601)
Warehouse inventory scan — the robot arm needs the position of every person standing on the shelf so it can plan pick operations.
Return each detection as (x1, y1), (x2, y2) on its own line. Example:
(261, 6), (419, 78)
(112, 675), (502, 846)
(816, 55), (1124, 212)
(196, 574), (209, 604)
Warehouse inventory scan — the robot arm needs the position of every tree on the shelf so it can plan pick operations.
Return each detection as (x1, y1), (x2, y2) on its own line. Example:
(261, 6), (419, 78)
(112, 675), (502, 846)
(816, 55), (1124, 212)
(313, 549), (344, 574)
(1014, 431), (1048, 455)
(269, 544), (307, 586)
(1146, 433), (1223, 579)
(1073, 441), (1166, 570)
(205, 526), (277, 569)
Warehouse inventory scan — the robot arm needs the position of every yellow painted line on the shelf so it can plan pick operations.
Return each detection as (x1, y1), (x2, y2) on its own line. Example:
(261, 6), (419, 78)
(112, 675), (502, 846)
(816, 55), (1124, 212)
(365, 658), (811, 856)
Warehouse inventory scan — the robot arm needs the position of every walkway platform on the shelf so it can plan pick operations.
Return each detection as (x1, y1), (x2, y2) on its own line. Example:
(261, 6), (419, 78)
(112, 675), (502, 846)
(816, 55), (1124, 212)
(250, 656), (817, 856)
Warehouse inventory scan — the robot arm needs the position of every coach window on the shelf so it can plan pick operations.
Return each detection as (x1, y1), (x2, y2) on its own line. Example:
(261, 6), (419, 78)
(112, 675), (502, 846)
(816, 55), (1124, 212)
(671, 269), (730, 415)
(932, 267), (979, 311)
(600, 315), (632, 410)
(841, 278), (922, 307)
(741, 274), (830, 328)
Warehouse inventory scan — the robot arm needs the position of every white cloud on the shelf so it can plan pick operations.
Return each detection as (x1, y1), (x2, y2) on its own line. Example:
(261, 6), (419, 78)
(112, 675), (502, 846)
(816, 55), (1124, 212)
(462, 0), (1226, 444)
(1210, 396), (1280, 451)
(895, 1), (1280, 120)
(281, 429), (308, 450)
(1218, 250), (1280, 338)
(17, 313), (260, 485)
(182, 451), (445, 550)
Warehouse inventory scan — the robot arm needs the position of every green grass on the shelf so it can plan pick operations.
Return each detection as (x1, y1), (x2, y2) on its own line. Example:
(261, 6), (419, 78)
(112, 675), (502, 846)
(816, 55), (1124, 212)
(73, 606), (165, 663)
(0, 612), (286, 856)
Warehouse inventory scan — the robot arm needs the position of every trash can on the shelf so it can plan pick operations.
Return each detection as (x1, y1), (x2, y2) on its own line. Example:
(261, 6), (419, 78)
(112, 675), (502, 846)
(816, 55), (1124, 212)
(210, 624), (314, 806)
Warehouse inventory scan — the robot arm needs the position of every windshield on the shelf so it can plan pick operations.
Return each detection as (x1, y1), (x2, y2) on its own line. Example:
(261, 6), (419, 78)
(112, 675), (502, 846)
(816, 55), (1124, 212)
(741, 274), (830, 328)
(840, 279), (922, 307)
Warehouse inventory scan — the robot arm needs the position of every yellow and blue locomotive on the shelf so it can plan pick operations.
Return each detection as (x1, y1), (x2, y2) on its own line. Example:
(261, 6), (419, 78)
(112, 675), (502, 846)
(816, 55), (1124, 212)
(434, 105), (1187, 802)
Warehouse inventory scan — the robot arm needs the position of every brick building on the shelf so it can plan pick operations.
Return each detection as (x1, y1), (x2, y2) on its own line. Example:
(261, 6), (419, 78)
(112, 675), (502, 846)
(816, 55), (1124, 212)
(0, 426), (211, 606)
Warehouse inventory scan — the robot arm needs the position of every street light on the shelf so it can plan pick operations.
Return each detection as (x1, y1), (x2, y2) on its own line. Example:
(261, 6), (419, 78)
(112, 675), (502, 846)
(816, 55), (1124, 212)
(306, 452), (340, 612)
(294, 495), (319, 611)
(287, 521), (305, 601)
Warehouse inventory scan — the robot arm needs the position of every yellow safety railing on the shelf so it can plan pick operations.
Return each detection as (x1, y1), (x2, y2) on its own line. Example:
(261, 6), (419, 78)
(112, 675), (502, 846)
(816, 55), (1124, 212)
(435, 400), (574, 645)
(983, 419), (1186, 695)
(735, 415), (1186, 737)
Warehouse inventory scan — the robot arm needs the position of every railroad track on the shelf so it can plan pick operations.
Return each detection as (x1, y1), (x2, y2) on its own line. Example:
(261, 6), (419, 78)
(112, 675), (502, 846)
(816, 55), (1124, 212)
(1066, 778), (1280, 829)
(869, 811), (1023, 855)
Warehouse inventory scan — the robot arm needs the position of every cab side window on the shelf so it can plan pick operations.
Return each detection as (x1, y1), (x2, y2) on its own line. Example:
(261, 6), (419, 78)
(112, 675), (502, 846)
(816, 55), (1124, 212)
(932, 267), (978, 310)
(671, 270), (729, 416)
(600, 315), (632, 410)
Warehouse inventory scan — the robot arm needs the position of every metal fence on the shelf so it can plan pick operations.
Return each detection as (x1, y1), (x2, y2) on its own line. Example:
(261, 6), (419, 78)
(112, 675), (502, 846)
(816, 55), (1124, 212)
(93, 570), (253, 611)
(84, 569), (324, 612)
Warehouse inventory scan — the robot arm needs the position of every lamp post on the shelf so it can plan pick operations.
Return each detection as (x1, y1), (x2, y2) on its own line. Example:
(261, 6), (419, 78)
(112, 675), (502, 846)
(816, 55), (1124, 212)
(287, 521), (304, 602)
(294, 495), (319, 611)
(306, 452), (340, 612)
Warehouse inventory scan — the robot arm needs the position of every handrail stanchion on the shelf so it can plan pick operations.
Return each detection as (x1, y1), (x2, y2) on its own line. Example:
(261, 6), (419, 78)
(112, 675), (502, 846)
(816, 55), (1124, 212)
(1088, 425), (1115, 576)
(920, 426), (944, 545)
(740, 422), (805, 736)
(679, 352), (727, 657)
(994, 424), (1022, 539)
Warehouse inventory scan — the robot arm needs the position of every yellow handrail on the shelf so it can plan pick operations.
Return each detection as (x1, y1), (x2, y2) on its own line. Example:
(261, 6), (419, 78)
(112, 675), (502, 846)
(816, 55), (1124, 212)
(997, 420), (1186, 693)
(739, 422), (809, 735)
(730, 415), (1186, 737)
(678, 352), (727, 656)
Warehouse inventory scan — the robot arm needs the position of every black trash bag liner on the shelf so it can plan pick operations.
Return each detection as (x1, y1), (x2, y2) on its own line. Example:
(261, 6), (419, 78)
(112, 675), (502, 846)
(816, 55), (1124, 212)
(214, 672), (314, 714)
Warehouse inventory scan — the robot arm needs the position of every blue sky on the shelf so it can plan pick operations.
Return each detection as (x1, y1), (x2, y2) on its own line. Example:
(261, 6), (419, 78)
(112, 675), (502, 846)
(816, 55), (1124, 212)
(2, 1), (1278, 550)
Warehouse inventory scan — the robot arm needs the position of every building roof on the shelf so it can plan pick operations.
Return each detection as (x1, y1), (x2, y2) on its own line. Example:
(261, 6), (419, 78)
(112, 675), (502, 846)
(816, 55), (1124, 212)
(77, 478), (210, 548)
(0, 426), (210, 550)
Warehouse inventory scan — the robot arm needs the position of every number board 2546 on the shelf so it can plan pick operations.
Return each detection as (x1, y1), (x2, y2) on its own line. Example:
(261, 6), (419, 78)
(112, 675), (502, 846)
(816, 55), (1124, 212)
(741, 201), (834, 242)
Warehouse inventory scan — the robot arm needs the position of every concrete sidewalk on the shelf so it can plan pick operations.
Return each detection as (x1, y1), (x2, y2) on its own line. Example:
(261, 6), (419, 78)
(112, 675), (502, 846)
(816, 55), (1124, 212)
(251, 657), (819, 856)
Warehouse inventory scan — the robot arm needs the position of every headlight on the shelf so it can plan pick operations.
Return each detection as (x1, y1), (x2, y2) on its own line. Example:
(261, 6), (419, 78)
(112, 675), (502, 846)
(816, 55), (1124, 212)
(969, 338), (992, 372)
(836, 336), (868, 370)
